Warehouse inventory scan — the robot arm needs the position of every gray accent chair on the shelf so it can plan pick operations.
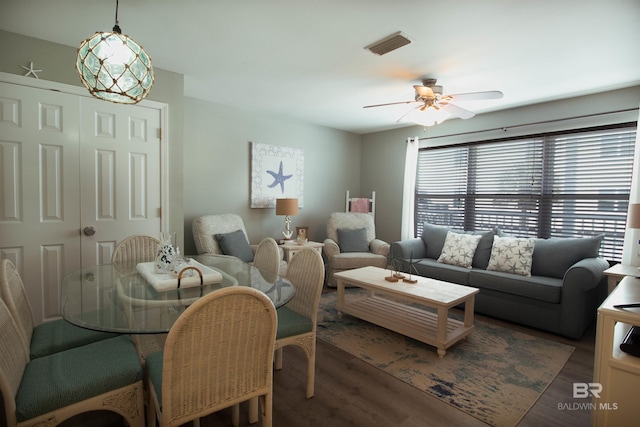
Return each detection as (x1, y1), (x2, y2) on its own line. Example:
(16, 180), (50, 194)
(323, 212), (390, 287)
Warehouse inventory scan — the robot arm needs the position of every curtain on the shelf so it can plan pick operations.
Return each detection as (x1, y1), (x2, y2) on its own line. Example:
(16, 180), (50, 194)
(400, 137), (419, 240)
(622, 106), (640, 265)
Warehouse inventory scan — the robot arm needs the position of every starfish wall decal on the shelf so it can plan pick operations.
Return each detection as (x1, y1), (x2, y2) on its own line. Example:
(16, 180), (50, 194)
(21, 61), (42, 79)
(266, 161), (293, 193)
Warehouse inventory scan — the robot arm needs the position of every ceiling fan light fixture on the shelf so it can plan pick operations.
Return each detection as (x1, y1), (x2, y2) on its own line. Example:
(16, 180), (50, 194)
(398, 105), (451, 127)
(365, 31), (411, 56)
(75, 0), (154, 104)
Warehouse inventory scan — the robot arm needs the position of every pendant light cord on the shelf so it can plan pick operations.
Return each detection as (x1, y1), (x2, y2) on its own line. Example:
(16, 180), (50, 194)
(112, 0), (122, 34)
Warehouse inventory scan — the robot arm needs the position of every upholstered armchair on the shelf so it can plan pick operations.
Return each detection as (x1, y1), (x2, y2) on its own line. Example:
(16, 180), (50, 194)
(192, 214), (286, 273)
(324, 212), (390, 287)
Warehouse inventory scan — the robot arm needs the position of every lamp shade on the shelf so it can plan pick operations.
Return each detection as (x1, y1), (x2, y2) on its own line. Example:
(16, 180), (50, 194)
(397, 105), (451, 127)
(76, 30), (154, 104)
(276, 198), (299, 216)
(629, 203), (640, 229)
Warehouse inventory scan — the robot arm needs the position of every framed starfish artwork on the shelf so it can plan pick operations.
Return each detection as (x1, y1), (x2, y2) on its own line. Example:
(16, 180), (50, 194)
(250, 142), (304, 208)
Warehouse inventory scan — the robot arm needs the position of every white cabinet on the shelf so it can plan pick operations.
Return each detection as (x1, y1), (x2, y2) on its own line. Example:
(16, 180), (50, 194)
(592, 276), (640, 426)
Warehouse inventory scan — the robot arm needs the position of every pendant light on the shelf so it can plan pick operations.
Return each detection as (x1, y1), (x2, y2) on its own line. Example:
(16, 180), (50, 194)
(75, 0), (154, 104)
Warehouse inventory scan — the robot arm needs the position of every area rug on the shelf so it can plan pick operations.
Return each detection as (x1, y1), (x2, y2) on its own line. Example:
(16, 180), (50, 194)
(316, 290), (575, 427)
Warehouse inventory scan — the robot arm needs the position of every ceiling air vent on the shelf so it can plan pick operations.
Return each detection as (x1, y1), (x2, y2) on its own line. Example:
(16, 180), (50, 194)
(365, 32), (411, 56)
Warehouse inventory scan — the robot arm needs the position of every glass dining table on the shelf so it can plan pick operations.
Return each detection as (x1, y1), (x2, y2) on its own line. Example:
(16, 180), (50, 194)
(61, 254), (295, 334)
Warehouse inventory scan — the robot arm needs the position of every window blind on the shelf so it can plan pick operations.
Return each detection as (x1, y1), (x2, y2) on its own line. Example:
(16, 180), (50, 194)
(415, 123), (637, 262)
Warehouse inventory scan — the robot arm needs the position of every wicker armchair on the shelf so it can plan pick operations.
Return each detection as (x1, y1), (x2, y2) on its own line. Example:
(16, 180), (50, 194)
(274, 248), (325, 398)
(0, 259), (116, 359)
(0, 297), (145, 427)
(192, 214), (287, 274)
(112, 234), (161, 274)
(324, 212), (390, 287)
(145, 287), (277, 427)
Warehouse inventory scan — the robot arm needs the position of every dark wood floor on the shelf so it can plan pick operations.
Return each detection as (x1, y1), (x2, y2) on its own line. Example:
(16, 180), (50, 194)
(66, 287), (597, 427)
(199, 307), (596, 427)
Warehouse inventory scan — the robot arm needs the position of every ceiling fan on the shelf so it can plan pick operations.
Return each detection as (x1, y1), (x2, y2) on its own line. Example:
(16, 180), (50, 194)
(363, 78), (503, 126)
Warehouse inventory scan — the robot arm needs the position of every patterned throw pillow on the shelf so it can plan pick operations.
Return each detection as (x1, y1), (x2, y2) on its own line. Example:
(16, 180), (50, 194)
(486, 236), (536, 276)
(437, 231), (482, 268)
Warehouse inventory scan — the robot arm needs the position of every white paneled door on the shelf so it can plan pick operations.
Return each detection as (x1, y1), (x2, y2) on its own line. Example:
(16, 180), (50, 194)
(0, 81), (161, 324)
(79, 97), (161, 266)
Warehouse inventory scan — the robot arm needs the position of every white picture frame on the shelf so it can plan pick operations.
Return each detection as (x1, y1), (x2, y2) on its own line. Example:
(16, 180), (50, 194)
(250, 141), (304, 208)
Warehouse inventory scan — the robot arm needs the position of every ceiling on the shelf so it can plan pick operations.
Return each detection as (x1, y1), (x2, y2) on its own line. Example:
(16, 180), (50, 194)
(2, 0), (639, 134)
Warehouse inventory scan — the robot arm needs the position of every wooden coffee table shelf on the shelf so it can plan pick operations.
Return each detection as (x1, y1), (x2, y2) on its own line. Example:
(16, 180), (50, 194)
(335, 266), (479, 358)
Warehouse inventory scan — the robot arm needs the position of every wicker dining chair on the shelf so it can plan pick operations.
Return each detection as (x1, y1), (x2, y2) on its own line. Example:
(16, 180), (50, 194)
(112, 234), (161, 274)
(252, 237), (282, 281)
(274, 248), (325, 398)
(0, 297), (145, 427)
(0, 259), (116, 359)
(144, 286), (278, 427)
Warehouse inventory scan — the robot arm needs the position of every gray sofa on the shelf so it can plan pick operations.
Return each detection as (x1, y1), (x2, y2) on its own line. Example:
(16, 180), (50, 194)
(391, 223), (609, 339)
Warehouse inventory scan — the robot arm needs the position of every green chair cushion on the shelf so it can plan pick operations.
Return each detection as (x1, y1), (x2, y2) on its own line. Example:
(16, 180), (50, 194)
(145, 350), (164, 409)
(276, 306), (313, 340)
(30, 319), (117, 359)
(15, 335), (143, 422)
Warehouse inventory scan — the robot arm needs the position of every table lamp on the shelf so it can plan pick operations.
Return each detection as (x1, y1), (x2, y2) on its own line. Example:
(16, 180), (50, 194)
(630, 203), (640, 266)
(276, 198), (299, 240)
(628, 203), (640, 229)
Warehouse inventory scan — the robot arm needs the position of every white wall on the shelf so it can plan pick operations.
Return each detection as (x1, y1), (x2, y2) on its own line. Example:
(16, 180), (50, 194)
(182, 97), (362, 254)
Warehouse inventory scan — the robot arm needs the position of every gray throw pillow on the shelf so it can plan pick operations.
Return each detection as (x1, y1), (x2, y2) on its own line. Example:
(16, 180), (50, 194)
(531, 234), (604, 279)
(215, 229), (254, 262)
(338, 228), (369, 252)
(471, 230), (495, 269)
(421, 222), (453, 259)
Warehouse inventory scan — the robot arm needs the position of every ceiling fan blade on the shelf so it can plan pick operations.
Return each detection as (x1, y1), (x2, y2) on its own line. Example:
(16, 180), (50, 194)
(442, 102), (476, 119)
(395, 104), (422, 123)
(363, 100), (418, 108)
(447, 90), (503, 101)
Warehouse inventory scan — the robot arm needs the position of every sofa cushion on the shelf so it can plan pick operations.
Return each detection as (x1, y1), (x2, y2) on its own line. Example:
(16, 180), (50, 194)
(331, 252), (388, 270)
(487, 236), (536, 276)
(469, 269), (563, 304)
(215, 229), (254, 262)
(531, 234), (604, 279)
(437, 231), (482, 268)
(338, 228), (369, 252)
(413, 258), (471, 286)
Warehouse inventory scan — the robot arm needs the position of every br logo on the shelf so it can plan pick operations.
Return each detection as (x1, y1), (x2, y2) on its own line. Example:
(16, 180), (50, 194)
(573, 383), (602, 398)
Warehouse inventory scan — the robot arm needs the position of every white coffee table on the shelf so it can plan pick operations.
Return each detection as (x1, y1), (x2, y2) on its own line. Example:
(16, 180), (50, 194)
(334, 266), (479, 358)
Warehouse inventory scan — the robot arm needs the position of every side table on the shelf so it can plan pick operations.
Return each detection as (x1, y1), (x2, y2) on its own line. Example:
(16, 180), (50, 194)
(603, 264), (640, 294)
(592, 276), (640, 426)
(280, 241), (324, 262)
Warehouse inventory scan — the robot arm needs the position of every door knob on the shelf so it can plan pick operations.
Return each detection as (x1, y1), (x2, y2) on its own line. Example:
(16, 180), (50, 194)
(83, 226), (96, 236)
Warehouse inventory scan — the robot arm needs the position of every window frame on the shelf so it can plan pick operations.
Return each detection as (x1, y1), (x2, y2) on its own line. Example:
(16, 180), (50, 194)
(415, 122), (637, 262)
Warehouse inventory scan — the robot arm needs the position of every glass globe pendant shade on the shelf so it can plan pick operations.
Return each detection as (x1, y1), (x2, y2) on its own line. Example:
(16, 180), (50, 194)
(76, 29), (154, 104)
(397, 105), (451, 127)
